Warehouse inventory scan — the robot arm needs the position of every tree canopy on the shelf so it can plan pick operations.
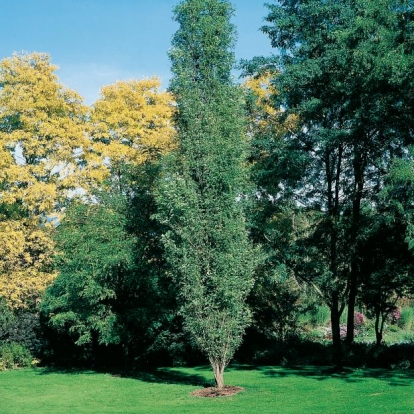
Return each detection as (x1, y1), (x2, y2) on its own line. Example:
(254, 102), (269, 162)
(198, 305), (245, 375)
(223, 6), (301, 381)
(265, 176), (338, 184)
(155, 0), (258, 388)
(0, 0), (413, 378)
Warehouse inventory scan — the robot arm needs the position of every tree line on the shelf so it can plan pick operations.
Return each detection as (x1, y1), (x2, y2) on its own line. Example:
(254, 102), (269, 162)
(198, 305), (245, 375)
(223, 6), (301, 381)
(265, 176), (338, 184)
(0, 0), (413, 386)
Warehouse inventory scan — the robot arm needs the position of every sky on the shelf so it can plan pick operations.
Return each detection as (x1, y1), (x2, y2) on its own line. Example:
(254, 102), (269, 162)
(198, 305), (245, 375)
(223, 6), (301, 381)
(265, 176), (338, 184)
(1, 0), (274, 105)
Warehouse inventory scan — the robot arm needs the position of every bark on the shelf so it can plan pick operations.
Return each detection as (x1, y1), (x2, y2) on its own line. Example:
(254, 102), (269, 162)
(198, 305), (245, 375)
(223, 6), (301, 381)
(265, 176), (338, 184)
(346, 149), (364, 344)
(331, 292), (343, 370)
(212, 361), (225, 389)
(346, 275), (358, 344)
(374, 310), (385, 346)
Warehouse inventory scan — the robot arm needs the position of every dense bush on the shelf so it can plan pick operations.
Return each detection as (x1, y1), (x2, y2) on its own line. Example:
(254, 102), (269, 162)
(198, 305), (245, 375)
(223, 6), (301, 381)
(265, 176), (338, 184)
(0, 298), (43, 369)
(399, 307), (414, 331)
(0, 341), (33, 370)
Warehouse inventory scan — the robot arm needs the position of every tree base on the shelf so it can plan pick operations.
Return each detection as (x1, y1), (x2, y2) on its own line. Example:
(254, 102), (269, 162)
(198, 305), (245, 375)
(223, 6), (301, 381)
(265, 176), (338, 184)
(191, 386), (243, 398)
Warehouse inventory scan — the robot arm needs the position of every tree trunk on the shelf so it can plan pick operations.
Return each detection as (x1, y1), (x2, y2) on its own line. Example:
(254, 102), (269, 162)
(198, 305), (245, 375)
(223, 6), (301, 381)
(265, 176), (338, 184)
(346, 149), (364, 344)
(374, 310), (384, 346)
(122, 343), (129, 372)
(346, 275), (357, 344)
(331, 293), (343, 371)
(212, 361), (225, 389)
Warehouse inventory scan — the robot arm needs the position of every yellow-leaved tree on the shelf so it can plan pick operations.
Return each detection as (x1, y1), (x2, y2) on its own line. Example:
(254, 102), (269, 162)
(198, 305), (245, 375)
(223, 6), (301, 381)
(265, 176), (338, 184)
(244, 72), (298, 140)
(0, 52), (90, 308)
(90, 78), (175, 171)
(0, 54), (176, 309)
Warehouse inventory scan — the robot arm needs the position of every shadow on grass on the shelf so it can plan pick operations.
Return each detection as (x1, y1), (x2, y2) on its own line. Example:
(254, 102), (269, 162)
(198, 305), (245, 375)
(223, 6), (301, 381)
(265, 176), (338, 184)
(36, 366), (208, 387)
(36, 363), (414, 388)
(250, 365), (414, 387)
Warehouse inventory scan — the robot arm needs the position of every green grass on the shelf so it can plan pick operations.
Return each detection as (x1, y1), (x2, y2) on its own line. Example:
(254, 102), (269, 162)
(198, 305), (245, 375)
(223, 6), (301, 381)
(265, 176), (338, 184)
(0, 365), (413, 413)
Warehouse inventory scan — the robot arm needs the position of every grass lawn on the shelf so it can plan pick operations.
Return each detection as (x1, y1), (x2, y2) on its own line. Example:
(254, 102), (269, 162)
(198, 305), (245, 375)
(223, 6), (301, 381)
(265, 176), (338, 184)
(0, 365), (413, 413)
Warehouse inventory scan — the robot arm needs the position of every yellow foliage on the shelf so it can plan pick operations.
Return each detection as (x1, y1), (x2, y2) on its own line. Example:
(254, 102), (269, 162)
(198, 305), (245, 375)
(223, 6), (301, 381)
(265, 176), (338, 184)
(0, 54), (177, 309)
(244, 72), (299, 139)
(90, 78), (176, 168)
(0, 52), (90, 308)
(0, 52), (91, 216)
(0, 219), (56, 308)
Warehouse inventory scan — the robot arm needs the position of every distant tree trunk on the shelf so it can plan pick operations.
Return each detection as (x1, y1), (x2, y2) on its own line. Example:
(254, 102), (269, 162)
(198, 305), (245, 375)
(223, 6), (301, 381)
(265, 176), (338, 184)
(328, 147), (344, 370)
(346, 150), (365, 345)
(331, 292), (343, 371)
(122, 343), (129, 372)
(374, 309), (385, 346)
(346, 276), (358, 345)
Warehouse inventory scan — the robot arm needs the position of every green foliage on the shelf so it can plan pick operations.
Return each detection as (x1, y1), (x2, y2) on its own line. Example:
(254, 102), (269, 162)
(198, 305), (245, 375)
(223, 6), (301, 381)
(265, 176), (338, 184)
(0, 298), (14, 337)
(0, 298), (43, 361)
(40, 163), (178, 367)
(310, 306), (331, 327)
(248, 0), (414, 358)
(249, 274), (302, 341)
(0, 342), (33, 370)
(41, 200), (136, 346)
(399, 307), (414, 331)
(155, 0), (258, 387)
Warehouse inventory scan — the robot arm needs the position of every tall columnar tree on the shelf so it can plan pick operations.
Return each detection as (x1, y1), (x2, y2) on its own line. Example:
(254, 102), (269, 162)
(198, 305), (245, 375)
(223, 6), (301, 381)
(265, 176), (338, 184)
(155, 0), (257, 388)
(252, 0), (413, 366)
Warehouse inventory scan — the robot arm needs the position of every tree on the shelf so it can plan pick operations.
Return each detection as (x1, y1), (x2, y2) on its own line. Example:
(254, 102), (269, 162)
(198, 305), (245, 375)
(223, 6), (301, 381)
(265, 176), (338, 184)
(0, 218), (55, 309)
(253, 0), (413, 367)
(41, 77), (177, 365)
(241, 73), (303, 348)
(0, 52), (90, 308)
(359, 150), (414, 345)
(155, 0), (258, 388)
(40, 161), (182, 367)
(90, 78), (175, 169)
(42, 198), (136, 344)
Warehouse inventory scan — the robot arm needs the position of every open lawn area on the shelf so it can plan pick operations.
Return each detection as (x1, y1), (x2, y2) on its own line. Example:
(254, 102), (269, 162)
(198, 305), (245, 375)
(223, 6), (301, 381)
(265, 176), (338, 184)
(0, 365), (413, 413)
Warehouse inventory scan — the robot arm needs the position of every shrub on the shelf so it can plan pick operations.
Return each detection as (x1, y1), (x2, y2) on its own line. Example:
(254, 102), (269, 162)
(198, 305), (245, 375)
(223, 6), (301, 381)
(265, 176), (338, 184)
(313, 306), (331, 327)
(390, 308), (401, 325)
(399, 307), (414, 330)
(0, 298), (43, 357)
(0, 342), (33, 370)
(388, 324), (400, 332)
(354, 311), (364, 327)
(299, 305), (331, 328)
(339, 324), (358, 339)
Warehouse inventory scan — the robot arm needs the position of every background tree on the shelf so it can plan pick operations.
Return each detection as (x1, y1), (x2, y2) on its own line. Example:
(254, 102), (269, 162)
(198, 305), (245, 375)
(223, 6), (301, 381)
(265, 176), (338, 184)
(241, 73), (303, 349)
(41, 78), (177, 366)
(90, 78), (175, 170)
(358, 149), (414, 345)
(0, 52), (90, 308)
(155, 0), (258, 388)
(252, 0), (414, 367)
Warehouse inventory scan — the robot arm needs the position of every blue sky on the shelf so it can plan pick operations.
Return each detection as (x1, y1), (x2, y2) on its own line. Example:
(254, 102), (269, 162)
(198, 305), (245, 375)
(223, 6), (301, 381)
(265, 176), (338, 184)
(1, 1), (274, 105)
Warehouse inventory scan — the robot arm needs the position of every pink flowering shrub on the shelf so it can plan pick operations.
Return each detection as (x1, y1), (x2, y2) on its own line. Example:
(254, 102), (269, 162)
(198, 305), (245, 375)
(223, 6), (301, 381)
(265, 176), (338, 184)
(390, 308), (401, 324)
(338, 312), (364, 339)
(339, 324), (359, 339)
(354, 311), (364, 327)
